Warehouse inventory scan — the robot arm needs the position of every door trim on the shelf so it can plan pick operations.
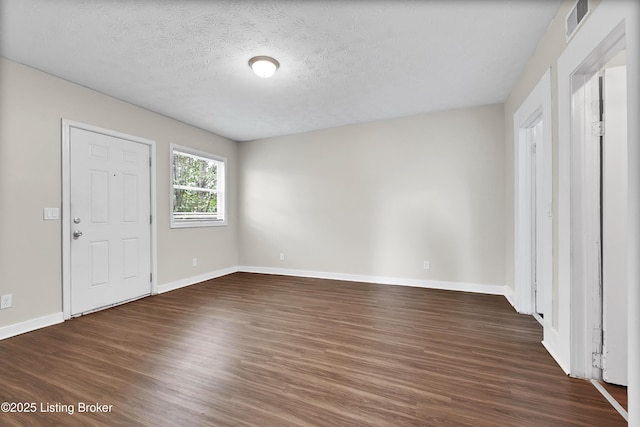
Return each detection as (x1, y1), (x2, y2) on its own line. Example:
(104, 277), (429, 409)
(557, 2), (636, 380)
(62, 119), (157, 320)
(513, 69), (553, 319)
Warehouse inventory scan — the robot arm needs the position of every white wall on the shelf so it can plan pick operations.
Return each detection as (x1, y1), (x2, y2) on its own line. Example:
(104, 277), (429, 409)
(505, 0), (583, 318)
(0, 58), (238, 329)
(239, 105), (505, 288)
(505, 0), (639, 422)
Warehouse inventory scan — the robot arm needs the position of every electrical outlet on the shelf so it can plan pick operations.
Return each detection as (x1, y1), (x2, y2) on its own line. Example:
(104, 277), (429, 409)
(192, 258), (198, 267)
(1, 294), (12, 309)
(423, 260), (431, 270)
(279, 253), (285, 261)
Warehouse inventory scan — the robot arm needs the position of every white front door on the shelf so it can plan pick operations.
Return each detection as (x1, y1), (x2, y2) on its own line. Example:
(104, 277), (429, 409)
(70, 126), (151, 315)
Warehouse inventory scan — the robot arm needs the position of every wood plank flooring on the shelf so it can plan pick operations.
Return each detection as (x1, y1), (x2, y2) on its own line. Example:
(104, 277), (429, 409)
(0, 273), (626, 426)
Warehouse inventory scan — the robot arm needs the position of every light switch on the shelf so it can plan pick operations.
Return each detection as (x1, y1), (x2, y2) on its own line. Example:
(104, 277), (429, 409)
(43, 208), (59, 220)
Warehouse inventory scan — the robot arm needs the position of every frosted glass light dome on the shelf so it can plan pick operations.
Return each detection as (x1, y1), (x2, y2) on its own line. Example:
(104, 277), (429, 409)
(249, 56), (280, 78)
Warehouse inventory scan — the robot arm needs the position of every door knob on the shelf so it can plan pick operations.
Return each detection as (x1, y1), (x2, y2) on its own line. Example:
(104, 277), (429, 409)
(73, 230), (83, 239)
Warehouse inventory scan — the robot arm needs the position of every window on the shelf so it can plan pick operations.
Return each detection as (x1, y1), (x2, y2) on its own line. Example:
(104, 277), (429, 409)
(170, 144), (226, 228)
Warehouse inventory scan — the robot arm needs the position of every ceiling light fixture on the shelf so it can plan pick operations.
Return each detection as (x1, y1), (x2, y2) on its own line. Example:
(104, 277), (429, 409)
(249, 56), (280, 78)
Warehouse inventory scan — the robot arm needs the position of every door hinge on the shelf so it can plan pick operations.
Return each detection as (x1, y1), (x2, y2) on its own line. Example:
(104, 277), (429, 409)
(531, 143), (537, 154)
(150, 273), (153, 282)
(149, 157), (152, 167)
(150, 215), (152, 224)
(591, 327), (604, 369)
(591, 121), (605, 137)
(592, 352), (604, 369)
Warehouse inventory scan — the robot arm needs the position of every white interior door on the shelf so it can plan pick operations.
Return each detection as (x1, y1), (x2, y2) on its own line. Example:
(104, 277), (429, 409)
(70, 127), (151, 315)
(601, 65), (628, 386)
(524, 119), (544, 316)
(532, 120), (544, 315)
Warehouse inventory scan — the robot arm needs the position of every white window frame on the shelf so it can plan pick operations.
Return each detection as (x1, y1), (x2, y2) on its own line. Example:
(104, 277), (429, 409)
(170, 143), (227, 228)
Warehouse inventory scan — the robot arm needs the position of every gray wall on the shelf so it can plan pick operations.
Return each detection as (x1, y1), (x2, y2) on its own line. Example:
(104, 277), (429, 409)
(239, 105), (506, 286)
(0, 58), (238, 328)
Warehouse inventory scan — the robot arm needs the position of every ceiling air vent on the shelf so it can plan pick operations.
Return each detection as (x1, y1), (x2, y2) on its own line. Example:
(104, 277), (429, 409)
(566, 0), (590, 41)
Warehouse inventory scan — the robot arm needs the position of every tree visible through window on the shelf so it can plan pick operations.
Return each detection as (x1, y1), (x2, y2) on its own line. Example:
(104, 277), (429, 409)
(171, 144), (226, 227)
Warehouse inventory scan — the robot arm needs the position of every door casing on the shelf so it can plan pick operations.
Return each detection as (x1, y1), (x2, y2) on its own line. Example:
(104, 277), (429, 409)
(559, 24), (625, 380)
(513, 69), (553, 325)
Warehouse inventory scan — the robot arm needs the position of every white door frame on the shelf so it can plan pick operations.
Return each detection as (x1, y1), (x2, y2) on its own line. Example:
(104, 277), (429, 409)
(62, 119), (158, 320)
(514, 69), (552, 320)
(558, 2), (639, 423)
(559, 11), (625, 379)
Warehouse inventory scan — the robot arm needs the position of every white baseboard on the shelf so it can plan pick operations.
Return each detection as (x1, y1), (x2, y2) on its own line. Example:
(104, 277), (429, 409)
(0, 266), (511, 341)
(0, 312), (64, 340)
(157, 266), (239, 294)
(542, 339), (571, 375)
(504, 287), (516, 309)
(238, 266), (510, 296)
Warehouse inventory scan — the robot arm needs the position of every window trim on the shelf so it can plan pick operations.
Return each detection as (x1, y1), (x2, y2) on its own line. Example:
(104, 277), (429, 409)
(170, 143), (227, 228)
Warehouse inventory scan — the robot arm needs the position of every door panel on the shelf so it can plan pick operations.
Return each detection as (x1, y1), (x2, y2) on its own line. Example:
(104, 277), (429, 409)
(90, 170), (109, 223)
(90, 241), (109, 286)
(70, 127), (151, 315)
(122, 238), (139, 279)
(122, 174), (139, 222)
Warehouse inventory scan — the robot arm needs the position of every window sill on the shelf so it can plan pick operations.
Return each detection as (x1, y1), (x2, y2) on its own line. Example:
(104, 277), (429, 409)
(170, 220), (227, 229)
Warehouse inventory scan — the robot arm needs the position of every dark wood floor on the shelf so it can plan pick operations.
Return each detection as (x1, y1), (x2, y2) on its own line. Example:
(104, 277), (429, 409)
(0, 273), (626, 426)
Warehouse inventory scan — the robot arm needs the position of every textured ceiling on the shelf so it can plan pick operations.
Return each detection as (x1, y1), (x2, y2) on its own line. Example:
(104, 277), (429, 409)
(0, 0), (561, 141)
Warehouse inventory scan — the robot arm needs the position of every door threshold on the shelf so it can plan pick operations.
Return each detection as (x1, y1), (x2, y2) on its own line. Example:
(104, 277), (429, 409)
(72, 293), (151, 318)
